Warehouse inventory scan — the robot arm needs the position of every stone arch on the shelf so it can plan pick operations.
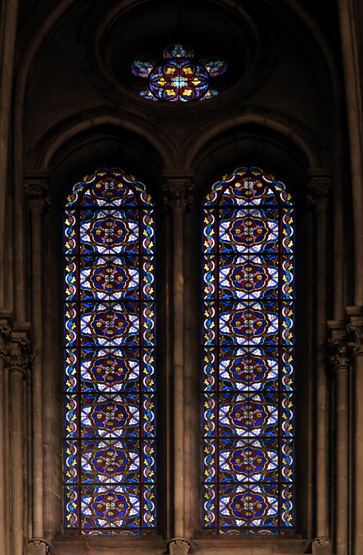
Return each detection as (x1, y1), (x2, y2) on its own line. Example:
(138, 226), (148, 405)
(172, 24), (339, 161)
(27, 108), (176, 173)
(182, 109), (322, 173)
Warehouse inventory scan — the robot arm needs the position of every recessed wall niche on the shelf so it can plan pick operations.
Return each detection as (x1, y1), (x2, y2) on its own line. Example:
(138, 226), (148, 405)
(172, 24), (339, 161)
(88, 0), (278, 106)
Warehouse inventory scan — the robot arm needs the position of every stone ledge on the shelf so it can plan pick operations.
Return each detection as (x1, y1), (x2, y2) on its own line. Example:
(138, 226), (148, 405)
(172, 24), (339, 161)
(50, 534), (337, 555)
(191, 535), (311, 554)
(51, 535), (165, 555)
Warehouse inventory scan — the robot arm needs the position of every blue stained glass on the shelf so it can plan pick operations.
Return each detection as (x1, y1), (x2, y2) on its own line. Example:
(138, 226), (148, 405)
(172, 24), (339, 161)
(202, 167), (295, 534)
(131, 43), (226, 102)
(64, 168), (156, 535)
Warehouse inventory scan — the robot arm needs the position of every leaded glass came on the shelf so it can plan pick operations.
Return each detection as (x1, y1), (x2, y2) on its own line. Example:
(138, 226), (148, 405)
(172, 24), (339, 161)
(202, 167), (295, 535)
(64, 168), (156, 535)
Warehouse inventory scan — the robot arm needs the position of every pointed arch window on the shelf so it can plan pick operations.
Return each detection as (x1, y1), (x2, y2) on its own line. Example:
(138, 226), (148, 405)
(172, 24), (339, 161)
(63, 168), (156, 535)
(202, 167), (295, 534)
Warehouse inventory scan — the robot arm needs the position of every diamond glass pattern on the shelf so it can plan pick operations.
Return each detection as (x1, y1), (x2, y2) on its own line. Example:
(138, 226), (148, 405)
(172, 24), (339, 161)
(64, 168), (156, 535)
(202, 167), (295, 534)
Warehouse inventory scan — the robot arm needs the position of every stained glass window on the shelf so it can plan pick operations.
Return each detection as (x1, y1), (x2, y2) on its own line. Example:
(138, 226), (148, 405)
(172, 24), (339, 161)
(64, 168), (156, 535)
(202, 167), (295, 535)
(131, 43), (226, 102)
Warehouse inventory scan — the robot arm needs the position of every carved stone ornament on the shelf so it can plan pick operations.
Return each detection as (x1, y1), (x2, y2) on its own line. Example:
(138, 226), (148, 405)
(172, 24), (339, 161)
(25, 179), (52, 213)
(0, 324), (11, 362)
(347, 320), (363, 357)
(328, 336), (350, 369)
(167, 538), (191, 555)
(307, 174), (331, 210)
(7, 337), (32, 377)
(26, 538), (50, 555)
(163, 178), (194, 212)
(311, 537), (332, 554)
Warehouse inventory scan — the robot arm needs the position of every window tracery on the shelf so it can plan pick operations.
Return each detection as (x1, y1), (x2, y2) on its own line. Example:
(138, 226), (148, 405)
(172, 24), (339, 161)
(131, 43), (226, 102)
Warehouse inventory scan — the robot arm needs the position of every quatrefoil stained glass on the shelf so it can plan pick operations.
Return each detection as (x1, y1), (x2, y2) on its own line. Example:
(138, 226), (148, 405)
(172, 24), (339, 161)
(202, 167), (295, 535)
(131, 43), (226, 102)
(64, 168), (156, 535)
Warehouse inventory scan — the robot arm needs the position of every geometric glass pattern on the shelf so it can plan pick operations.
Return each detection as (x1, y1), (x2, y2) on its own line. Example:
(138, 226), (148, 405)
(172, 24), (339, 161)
(64, 168), (156, 535)
(202, 167), (295, 535)
(131, 43), (226, 102)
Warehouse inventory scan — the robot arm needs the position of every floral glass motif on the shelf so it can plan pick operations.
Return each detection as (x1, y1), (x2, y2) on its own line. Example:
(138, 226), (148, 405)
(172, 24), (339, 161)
(202, 167), (295, 535)
(64, 168), (156, 535)
(131, 43), (226, 102)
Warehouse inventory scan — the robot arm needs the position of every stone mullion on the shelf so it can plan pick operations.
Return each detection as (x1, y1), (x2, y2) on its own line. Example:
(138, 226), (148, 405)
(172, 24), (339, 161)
(25, 181), (50, 554)
(307, 171), (332, 554)
(163, 174), (193, 551)
(328, 322), (350, 555)
(164, 208), (173, 540)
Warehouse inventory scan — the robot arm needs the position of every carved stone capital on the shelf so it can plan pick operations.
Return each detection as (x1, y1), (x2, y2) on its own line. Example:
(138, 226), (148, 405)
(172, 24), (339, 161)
(7, 342), (30, 377)
(346, 306), (363, 358)
(306, 169), (332, 210)
(328, 336), (350, 369)
(6, 324), (32, 378)
(327, 320), (350, 370)
(311, 537), (332, 554)
(25, 179), (52, 213)
(0, 311), (13, 363)
(305, 193), (316, 210)
(0, 327), (11, 363)
(163, 176), (194, 212)
(167, 538), (191, 555)
(26, 539), (50, 554)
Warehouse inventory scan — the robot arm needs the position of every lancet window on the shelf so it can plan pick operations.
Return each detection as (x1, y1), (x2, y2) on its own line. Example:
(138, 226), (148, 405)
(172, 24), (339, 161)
(63, 168), (156, 535)
(202, 167), (295, 534)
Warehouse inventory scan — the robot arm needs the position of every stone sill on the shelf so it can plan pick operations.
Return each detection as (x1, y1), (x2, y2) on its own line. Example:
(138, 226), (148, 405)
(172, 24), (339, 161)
(52, 535), (165, 555)
(51, 534), (313, 555)
(191, 535), (311, 554)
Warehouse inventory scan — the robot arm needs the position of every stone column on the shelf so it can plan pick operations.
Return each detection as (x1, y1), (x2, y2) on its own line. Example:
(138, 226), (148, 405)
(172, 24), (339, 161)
(0, 312), (12, 555)
(346, 307), (363, 555)
(337, 0), (363, 305)
(305, 195), (315, 540)
(307, 171), (332, 554)
(8, 326), (31, 555)
(25, 182), (50, 555)
(328, 322), (350, 555)
(163, 173), (193, 546)
(0, 0), (20, 306)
